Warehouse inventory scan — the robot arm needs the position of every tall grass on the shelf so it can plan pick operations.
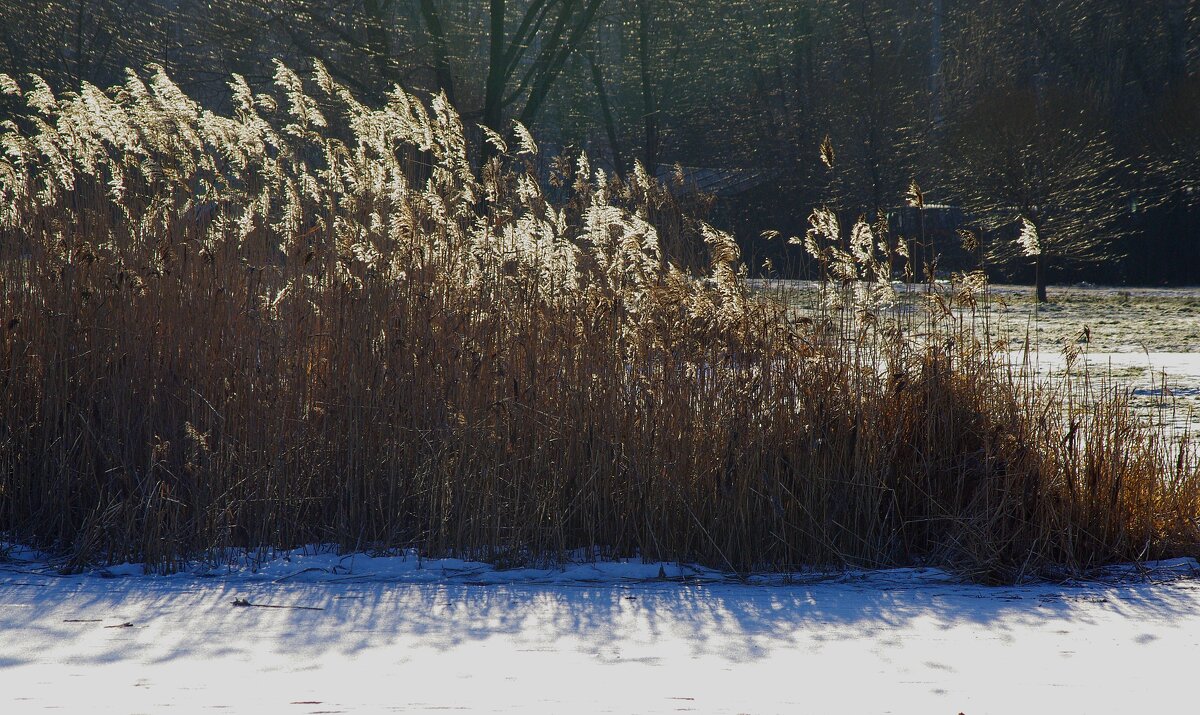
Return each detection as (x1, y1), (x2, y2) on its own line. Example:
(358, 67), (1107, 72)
(0, 62), (1196, 581)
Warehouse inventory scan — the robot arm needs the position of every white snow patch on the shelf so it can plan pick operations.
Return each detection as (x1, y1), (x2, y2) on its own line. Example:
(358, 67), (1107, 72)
(3, 547), (1200, 713)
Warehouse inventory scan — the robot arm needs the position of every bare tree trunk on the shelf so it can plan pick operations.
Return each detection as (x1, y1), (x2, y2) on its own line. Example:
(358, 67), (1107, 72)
(637, 0), (659, 170)
(518, 0), (606, 124)
(484, 0), (508, 133)
(417, 0), (457, 104)
(930, 0), (944, 129)
(1164, 0), (1188, 86)
(587, 52), (624, 174)
(73, 0), (87, 87)
(1035, 254), (1048, 303)
(364, 0), (396, 96)
(420, 0), (601, 143)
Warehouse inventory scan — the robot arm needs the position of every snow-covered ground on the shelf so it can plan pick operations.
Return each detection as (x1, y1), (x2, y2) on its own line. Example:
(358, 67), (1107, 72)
(760, 280), (1200, 441)
(3, 546), (1200, 714)
(988, 284), (1200, 441)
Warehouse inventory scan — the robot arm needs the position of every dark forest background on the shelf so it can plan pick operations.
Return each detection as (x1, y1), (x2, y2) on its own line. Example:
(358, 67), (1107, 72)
(2, 0), (1198, 288)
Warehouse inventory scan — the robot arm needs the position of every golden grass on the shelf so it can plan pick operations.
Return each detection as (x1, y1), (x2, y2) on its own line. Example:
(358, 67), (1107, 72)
(0, 62), (1196, 581)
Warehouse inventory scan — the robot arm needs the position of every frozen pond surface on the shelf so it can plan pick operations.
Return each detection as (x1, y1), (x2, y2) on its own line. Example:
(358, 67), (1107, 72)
(2, 548), (1200, 714)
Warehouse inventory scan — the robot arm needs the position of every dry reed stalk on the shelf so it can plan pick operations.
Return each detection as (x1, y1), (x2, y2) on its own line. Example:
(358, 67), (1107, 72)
(0, 63), (1196, 582)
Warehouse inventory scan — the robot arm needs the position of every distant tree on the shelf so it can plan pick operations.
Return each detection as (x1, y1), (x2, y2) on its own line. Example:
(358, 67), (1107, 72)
(1143, 77), (1200, 207)
(415, 0), (606, 135)
(3, 0), (1197, 285)
(228, 0), (419, 100)
(633, 0), (659, 170)
(947, 89), (1129, 302)
(0, 0), (166, 91)
(830, 0), (922, 217)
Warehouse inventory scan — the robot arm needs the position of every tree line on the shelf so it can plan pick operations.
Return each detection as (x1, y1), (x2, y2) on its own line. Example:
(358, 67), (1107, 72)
(2, 0), (1197, 294)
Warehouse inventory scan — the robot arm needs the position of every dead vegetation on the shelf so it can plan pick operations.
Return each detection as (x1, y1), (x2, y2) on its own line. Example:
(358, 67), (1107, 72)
(1, 63), (1197, 582)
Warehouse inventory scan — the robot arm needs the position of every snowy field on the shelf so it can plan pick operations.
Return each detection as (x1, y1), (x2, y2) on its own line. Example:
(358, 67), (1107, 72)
(968, 284), (1200, 445)
(3, 547), (1200, 714)
(988, 284), (1200, 441)
(760, 280), (1200, 441)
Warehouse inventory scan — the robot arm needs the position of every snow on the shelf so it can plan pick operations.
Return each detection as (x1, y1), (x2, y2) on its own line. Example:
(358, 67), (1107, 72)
(1025, 350), (1200, 380)
(1011, 350), (1200, 441)
(4, 547), (1200, 713)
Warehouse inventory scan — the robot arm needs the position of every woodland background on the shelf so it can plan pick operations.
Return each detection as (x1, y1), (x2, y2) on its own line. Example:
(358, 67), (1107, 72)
(1, 0), (1198, 286)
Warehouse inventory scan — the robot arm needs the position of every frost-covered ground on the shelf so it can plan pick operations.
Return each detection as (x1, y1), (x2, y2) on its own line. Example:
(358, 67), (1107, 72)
(761, 280), (1200, 441)
(981, 284), (1200, 442)
(757, 281), (1200, 354)
(3, 546), (1200, 714)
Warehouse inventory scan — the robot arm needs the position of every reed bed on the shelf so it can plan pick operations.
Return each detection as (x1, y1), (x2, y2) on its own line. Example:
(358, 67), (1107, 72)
(1, 63), (1196, 582)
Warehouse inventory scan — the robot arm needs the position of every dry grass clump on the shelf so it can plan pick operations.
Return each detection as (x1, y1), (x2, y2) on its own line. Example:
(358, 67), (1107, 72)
(0, 63), (1196, 581)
